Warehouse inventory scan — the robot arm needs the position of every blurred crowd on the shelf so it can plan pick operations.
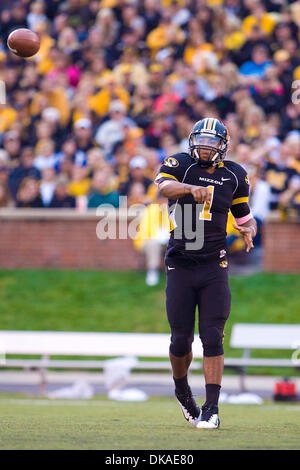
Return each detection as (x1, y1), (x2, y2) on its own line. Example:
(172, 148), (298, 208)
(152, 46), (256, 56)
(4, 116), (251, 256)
(0, 0), (299, 226)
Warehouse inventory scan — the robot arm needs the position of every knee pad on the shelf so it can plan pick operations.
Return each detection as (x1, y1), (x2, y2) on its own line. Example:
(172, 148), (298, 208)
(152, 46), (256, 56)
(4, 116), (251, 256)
(200, 327), (224, 357)
(169, 330), (194, 357)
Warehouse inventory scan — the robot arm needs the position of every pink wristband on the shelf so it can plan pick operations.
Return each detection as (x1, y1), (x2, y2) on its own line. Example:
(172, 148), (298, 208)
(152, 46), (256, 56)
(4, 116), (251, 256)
(234, 212), (253, 225)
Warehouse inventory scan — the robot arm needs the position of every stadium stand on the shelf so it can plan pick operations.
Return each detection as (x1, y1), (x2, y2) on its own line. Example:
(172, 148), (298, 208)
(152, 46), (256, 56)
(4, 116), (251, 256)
(0, 0), (299, 225)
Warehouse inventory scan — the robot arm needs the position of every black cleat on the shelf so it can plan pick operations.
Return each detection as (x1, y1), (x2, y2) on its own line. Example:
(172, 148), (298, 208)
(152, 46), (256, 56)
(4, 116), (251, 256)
(196, 404), (220, 429)
(175, 387), (201, 426)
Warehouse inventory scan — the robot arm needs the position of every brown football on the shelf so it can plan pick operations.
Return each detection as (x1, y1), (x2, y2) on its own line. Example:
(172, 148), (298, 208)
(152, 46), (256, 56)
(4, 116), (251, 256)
(7, 28), (40, 58)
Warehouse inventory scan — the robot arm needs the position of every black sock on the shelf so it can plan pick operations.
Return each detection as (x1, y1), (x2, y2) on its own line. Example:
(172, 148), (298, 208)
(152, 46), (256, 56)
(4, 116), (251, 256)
(173, 375), (189, 394)
(205, 384), (221, 407)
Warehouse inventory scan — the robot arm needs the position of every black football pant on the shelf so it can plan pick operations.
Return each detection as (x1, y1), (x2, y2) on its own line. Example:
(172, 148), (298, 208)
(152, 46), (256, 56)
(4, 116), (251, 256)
(165, 259), (231, 358)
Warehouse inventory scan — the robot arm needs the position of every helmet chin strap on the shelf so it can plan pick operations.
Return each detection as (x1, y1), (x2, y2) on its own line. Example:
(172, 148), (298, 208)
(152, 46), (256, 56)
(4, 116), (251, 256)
(194, 149), (219, 167)
(211, 152), (220, 164)
(194, 149), (200, 160)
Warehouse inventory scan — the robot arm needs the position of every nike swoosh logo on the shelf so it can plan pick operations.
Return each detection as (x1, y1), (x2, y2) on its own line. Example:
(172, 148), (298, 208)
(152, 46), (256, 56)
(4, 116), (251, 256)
(167, 266), (175, 270)
(221, 178), (231, 181)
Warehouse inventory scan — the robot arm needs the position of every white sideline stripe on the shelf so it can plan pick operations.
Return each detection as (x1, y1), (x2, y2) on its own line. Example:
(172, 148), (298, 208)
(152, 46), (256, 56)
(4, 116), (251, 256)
(260, 405), (300, 411)
(1, 399), (300, 411)
(0, 399), (116, 407)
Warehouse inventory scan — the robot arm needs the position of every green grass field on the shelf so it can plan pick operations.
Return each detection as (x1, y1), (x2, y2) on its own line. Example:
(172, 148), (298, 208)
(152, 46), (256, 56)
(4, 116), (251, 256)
(0, 270), (299, 374)
(0, 394), (299, 450)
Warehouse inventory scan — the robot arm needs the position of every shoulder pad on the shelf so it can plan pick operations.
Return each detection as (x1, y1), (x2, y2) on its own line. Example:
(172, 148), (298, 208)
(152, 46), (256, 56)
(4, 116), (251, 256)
(162, 152), (192, 169)
(224, 160), (247, 175)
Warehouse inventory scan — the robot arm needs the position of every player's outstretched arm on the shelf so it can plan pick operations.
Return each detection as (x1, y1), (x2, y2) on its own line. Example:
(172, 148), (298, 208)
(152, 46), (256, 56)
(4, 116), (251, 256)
(158, 180), (212, 204)
(233, 218), (257, 253)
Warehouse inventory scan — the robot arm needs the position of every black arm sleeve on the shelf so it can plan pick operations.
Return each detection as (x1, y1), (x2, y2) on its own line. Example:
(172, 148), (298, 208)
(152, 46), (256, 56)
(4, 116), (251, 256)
(230, 164), (252, 220)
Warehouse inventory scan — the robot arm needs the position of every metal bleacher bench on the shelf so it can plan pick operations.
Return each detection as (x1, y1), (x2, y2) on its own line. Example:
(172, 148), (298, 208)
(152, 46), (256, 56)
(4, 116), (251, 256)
(0, 331), (193, 389)
(227, 323), (300, 390)
(0, 324), (299, 391)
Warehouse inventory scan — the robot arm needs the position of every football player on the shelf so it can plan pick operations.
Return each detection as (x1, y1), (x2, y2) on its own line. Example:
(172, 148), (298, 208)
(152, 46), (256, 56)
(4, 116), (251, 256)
(155, 118), (257, 429)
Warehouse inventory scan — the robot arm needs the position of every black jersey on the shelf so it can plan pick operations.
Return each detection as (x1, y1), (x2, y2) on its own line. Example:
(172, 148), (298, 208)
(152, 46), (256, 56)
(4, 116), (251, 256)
(155, 152), (251, 266)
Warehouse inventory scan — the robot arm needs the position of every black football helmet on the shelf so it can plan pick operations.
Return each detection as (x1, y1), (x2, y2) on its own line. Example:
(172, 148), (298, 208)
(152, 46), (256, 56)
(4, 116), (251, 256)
(188, 118), (230, 168)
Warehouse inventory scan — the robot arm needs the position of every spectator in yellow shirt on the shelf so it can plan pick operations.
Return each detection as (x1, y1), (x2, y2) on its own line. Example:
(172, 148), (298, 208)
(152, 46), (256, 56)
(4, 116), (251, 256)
(184, 25), (213, 67)
(146, 12), (185, 57)
(68, 165), (91, 198)
(30, 77), (70, 126)
(88, 74), (130, 117)
(33, 21), (56, 75)
(242, 1), (277, 36)
(134, 193), (170, 286)
(0, 105), (17, 134)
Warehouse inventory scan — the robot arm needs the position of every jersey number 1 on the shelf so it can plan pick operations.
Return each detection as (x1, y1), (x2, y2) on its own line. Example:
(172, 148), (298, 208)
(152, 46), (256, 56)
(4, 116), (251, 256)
(199, 185), (214, 221)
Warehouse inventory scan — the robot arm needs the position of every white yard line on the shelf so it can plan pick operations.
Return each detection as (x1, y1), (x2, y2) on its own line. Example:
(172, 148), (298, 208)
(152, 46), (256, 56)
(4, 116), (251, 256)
(0, 398), (300, 411)
(0, 399), (111, 406)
